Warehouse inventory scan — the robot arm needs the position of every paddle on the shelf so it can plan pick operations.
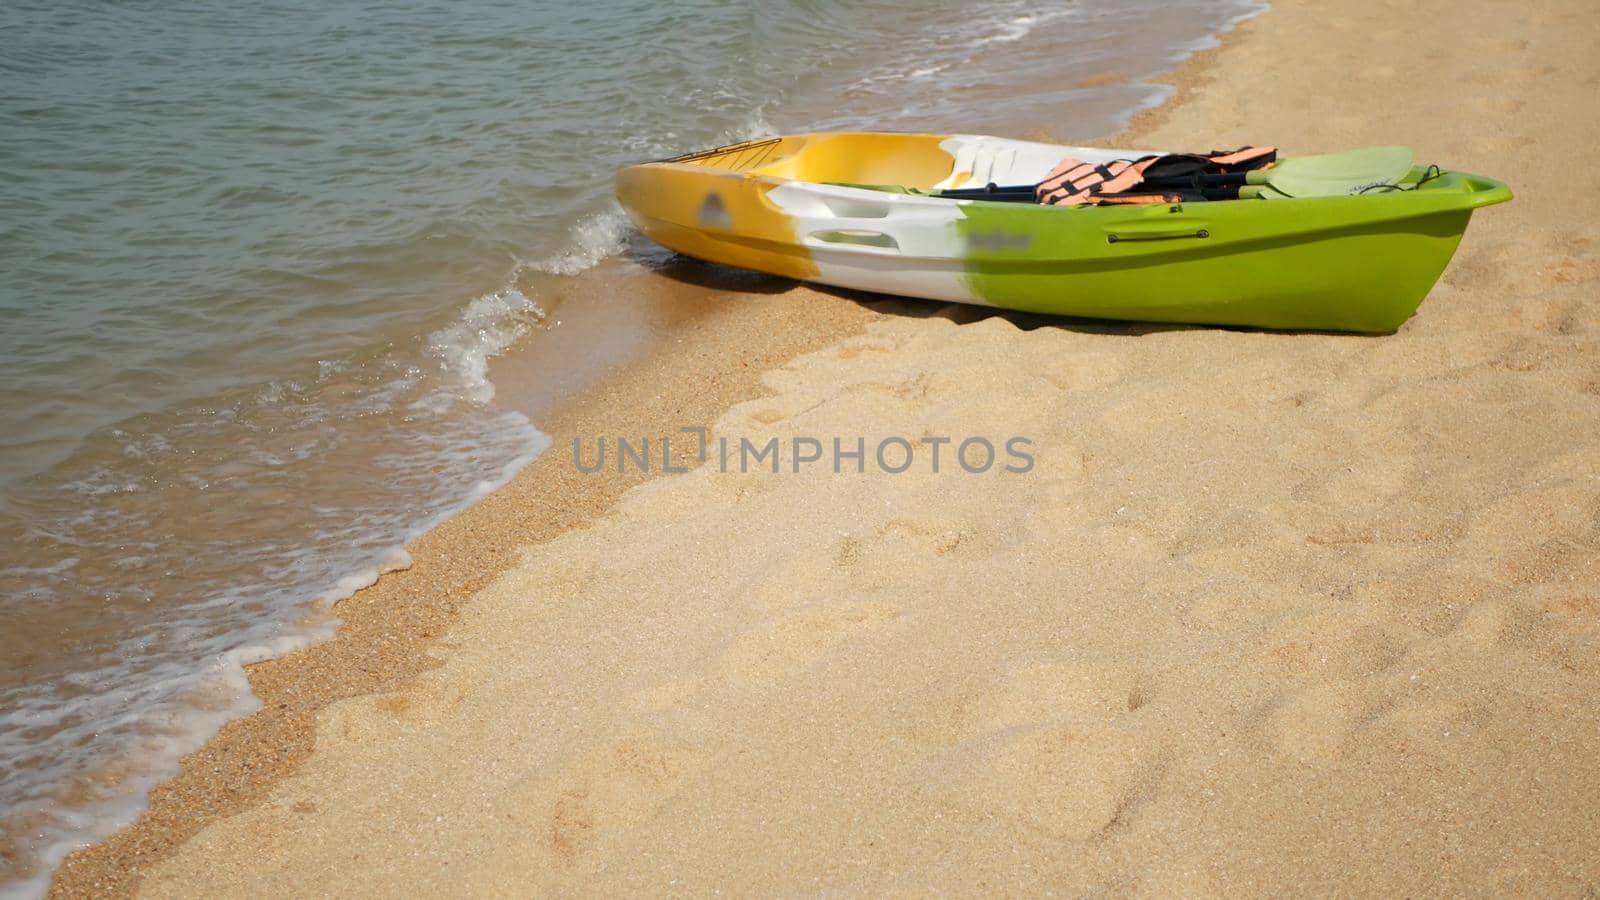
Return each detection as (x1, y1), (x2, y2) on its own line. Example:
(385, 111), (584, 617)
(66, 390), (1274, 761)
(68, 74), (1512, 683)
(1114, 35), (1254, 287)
(1162, 145), (1415, 199)
(938, 146), (1416, 203)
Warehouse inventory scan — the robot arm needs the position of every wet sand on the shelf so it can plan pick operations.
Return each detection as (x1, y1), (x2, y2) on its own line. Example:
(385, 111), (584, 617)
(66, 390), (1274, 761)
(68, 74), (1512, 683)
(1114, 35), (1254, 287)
(51, 0), (1600, 894)
(44, 260), (885, 896)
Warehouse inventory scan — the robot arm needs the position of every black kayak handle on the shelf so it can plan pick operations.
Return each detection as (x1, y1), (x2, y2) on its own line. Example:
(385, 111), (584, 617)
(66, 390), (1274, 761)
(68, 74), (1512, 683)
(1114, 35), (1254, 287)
(939, 171), (1250, 197)
(938, 182), (1034, 199)
(938, 182), (1245, 205)
(1106, 229), (1210, 244)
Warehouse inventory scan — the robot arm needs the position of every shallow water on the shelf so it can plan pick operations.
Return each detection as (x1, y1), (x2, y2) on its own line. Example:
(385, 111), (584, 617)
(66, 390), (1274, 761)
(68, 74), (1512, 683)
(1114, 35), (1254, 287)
(0, 0), (1261, 893)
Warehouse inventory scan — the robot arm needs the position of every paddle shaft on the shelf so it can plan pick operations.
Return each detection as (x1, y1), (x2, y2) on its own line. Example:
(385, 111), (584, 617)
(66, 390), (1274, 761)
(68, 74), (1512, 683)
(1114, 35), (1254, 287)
(936, 185), (1255, 204)
(938, 170), (1258, 200)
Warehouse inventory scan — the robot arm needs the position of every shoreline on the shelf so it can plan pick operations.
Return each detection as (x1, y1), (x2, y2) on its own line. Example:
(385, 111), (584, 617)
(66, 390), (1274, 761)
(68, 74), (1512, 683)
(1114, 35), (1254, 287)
(46, 10), (1260, 883)
(46, 11), (1268, 895)
(40, 12), (1273, 890)
(44, 265), (885, 896)
(46, 1), (1600, 890)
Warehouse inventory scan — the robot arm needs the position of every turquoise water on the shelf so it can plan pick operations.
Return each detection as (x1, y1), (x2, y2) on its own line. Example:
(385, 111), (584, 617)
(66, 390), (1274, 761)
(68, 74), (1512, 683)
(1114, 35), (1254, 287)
(0, 0), (1261, 893)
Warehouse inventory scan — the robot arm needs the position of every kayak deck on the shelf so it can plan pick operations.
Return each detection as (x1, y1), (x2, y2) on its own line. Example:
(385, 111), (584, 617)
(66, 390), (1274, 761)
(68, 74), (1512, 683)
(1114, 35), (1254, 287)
(615, 132), (1512, 332)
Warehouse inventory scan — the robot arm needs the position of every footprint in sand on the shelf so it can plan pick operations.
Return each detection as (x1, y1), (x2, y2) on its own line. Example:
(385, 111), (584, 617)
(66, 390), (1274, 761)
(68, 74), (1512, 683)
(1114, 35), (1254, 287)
(1178, 576), (1288, 630)
(1542, 237), (1599, 288)
(1532, 588), (1600, 626)
(540, 738), (701, 862)
(1260, 681), (1372, 761)
(321, 673), (471, 745)
(721, 602), (900, 682)
(1465, 485), (1600, 583)
(911, 659), (1165, 839)
(1371, 694), (1477, 758)
(1479, 231), (1600, 295)
(1262, 615), (1408, 681)
(1346, 574), (1491, 637)
(949, 722), (1160, 841)
(829, 517), (975, 574)
(979, 660), (1147, 733)
(1527, 446), (1600, 485)
(1445, 599), (1511, 650)
(875, 516), (971, 556)
(900, 659), (1150, 749)
(845, 371), (937, 404)
(369, 676), (470, 727)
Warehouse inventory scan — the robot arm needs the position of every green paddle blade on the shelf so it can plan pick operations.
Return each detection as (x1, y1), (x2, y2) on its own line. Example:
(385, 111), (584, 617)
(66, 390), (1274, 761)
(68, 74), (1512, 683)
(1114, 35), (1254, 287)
(1247, 146), (1415, 198)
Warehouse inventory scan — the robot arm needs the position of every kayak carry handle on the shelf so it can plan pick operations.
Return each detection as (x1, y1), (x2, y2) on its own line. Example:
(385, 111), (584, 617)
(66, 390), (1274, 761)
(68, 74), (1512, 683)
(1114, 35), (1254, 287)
(806, 229), (901, 254)
(1106, 228), (1210, 244)
(938, 182), (1036, 202)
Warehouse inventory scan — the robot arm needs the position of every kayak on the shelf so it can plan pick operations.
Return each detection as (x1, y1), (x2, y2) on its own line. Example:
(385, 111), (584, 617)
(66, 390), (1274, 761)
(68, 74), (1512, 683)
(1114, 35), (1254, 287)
(614, 132), (1511, 333)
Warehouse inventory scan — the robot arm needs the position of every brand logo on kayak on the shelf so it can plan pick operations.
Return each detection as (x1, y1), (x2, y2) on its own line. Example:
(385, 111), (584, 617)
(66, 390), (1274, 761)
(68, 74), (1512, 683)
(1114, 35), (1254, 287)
(698, 193), (731, 229)
(964, 230), (1031, 252)
(572, 427), (1034, 475)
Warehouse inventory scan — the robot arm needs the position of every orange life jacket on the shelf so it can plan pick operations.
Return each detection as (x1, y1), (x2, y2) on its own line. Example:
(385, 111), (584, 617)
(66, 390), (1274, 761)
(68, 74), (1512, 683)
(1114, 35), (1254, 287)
(1035, 146), (1277, 206)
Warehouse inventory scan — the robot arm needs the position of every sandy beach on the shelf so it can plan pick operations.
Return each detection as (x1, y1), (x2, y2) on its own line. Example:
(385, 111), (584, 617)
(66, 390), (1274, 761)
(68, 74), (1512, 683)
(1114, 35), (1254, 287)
(50, 0), (1600, 894)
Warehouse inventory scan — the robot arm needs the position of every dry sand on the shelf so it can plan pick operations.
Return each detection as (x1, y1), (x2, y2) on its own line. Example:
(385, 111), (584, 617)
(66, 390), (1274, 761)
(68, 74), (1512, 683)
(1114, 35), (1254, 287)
(53, 0), (1600, 894)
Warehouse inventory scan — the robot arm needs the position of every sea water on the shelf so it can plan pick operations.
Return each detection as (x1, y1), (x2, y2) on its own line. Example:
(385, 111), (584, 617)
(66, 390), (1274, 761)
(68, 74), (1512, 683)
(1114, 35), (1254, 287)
(0, 0), (1262, 893)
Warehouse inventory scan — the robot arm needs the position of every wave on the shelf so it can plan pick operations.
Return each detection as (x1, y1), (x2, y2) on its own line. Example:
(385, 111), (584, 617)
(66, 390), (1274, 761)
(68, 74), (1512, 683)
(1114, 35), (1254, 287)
(0, 260), (572, 900)
(528, 210), (630, 278)
(0, 0), (1268, 894)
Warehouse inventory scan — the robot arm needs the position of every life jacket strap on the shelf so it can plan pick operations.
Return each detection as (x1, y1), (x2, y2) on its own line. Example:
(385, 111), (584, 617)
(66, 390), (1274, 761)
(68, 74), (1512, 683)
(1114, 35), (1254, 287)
(1035, 146), (1277, 206)
(1208, 146), (1277, 169)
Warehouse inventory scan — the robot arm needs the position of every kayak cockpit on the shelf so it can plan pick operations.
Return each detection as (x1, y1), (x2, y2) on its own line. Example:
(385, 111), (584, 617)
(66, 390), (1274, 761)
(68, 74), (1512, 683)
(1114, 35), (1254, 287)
(661, 132), (1150, 193)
